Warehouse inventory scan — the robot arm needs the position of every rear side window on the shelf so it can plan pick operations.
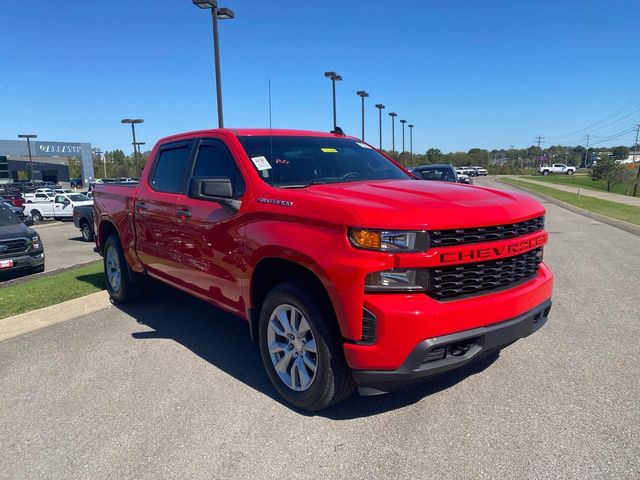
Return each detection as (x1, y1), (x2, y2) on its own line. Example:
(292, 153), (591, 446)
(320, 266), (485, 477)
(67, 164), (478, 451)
(151, 142), (193, 193)
(193, 141), (245, 197)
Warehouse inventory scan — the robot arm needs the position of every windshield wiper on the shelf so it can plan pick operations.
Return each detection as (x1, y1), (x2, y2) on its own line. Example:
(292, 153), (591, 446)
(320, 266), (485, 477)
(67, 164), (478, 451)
(279, 181), (328, 189)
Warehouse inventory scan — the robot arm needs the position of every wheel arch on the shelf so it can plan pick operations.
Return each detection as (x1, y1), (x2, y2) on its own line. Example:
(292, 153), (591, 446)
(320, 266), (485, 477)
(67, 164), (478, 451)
(248, 257), (339, 343)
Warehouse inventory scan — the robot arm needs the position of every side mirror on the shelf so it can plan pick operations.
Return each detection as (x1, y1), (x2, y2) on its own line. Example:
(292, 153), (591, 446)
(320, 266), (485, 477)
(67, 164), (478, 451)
(189, 177), (233, 201)
(24, 216), (34, 227)
(64, 199), (71, 205)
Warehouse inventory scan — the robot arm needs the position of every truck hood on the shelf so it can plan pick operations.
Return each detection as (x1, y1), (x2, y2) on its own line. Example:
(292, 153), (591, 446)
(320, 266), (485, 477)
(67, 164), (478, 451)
(295, 180), (545, 230)
(0, 222), (34, 239)
(71, 201), (94, 207)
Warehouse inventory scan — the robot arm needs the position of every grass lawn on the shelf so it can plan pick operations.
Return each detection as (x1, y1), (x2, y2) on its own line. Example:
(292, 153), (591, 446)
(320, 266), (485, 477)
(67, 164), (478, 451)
(522, 174), (638, 197)
(0, 261), (105, 320)
(500, 178), (640, 227)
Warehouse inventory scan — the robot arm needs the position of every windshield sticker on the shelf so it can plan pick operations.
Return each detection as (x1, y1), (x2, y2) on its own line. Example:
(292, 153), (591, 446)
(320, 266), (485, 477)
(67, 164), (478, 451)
(356, 142), (372, 149)
(321, 148), (338, 153)
(251, 156), (272, 171)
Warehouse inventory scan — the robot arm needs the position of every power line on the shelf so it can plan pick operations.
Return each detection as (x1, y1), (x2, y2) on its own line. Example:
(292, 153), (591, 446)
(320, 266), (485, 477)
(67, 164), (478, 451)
(547, 94), (640, 139)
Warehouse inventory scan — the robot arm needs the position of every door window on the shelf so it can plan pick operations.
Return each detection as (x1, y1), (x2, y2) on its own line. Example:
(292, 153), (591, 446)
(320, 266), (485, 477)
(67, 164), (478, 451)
(193, 141), (245, 197)
(150, 142), (193, 194)
(55, 195), (66, 204)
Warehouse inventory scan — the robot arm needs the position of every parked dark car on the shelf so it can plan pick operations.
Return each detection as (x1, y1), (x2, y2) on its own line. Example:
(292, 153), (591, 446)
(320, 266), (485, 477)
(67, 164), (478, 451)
(2, 201), (27, 221)
(411, 164), (459, 183)
(0, 202), (45, 278)
(73, 205), (94, 241)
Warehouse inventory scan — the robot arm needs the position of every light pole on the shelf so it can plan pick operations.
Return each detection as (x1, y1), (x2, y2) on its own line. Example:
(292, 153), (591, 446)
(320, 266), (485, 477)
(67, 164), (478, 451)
(133, 142), (146, 178)
(375, 104), (385, 150)
(193, 0), (235, 128)
(121, 119), (143, 177)
(389, 112), (397, 159)
(400, 119), (407, 165)
(356, 90), (369, 141)
(18, 134), (37, 187)
(94, 148), (105, 179)
(324, 71), (342, 129)
(408, 124), (414, 167)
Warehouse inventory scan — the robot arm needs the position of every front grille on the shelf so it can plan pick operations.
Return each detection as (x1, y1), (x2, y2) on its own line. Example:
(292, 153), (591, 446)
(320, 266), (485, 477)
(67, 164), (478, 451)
(0, 238), (28, 256)
(430, 216), (544, 247)
(427, 248), (543, 300)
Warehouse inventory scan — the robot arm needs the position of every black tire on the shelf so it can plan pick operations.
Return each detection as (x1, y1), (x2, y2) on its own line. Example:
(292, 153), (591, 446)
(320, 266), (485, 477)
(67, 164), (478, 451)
(103, 234), (144, 302)
(567, 170), (574, 175)
(258, 281), (355, 411)
(30, 210), (43, 223)
(542, 170), (550, 175)
(80, 222), (93, 242)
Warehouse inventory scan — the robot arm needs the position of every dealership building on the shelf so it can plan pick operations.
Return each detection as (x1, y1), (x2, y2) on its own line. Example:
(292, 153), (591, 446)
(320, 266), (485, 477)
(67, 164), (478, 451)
(0, 139), (95, 187)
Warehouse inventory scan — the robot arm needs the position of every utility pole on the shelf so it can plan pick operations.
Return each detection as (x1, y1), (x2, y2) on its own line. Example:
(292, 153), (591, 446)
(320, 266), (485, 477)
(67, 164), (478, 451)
(535, 135), (544, 167)
(584, 134), (591, 168)
(632, 125), (640, 196)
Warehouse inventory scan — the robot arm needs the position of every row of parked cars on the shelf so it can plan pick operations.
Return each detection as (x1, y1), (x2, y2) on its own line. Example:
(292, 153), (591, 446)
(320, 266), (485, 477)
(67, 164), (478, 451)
(1, 187), (94, 224)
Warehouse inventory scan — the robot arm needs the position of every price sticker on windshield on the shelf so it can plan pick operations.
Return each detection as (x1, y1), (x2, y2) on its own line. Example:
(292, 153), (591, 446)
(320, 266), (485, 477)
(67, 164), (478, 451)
(251, 156), (272, 171)
(321, 148), (338, 153)
(356, 142), (372, 149)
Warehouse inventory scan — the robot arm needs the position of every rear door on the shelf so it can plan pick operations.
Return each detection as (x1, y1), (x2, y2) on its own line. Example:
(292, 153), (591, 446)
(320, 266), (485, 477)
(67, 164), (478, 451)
(133, 140), (195, 284)
(172, 138), (247, 314)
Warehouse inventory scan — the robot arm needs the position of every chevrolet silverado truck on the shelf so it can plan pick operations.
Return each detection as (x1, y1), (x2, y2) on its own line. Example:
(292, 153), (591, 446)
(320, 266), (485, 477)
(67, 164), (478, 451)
(539, 163), (576, 175)
(94, 128), (553, 411)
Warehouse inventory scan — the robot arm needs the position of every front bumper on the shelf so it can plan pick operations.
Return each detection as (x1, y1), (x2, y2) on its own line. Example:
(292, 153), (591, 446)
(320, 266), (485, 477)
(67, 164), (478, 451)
(0, 251), (45, 274)
(352, 299), (551, 394)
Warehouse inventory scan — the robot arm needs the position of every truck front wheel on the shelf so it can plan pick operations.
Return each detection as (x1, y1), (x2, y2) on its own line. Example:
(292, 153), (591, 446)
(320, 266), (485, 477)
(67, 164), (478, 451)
(103, 234), (144, 302)
(567, 170), (574, 175)
(542, 170), (550, 175)
(258, 281), (355, 411)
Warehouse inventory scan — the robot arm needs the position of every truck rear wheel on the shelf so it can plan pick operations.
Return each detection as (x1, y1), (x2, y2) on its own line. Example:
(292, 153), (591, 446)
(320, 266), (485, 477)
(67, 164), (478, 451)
(103, 234), (144, 302)
(258, 281), (355, 411)
(542, 170), (550, 175)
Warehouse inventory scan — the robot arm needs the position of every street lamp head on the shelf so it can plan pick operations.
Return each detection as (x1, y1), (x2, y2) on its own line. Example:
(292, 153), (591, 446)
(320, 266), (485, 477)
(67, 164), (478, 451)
(389, 112), (397, 117)
(409, 124), (414, 128)
(216, 7), (235, 19)
(121, 118), (144, 124)
(18, 134), (37, 139)
(192, 0), (218, 8)
(400, 119), (407, 124)
(324, 71), (342, 81)
(375, 104), (385, 110)
(356, 90), (369, 98)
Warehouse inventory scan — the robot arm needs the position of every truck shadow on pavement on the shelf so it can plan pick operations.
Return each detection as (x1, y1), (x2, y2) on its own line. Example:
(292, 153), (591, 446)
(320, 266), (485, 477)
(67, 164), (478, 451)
(118, 283), (499, 419)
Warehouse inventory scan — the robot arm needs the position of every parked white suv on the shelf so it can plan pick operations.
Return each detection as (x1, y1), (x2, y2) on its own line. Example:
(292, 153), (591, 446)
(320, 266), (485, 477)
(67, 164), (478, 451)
(539, 164), (576, 175)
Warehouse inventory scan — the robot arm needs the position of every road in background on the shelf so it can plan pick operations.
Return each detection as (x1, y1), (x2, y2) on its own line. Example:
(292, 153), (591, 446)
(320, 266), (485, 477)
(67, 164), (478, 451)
(1, 180), (638, 479)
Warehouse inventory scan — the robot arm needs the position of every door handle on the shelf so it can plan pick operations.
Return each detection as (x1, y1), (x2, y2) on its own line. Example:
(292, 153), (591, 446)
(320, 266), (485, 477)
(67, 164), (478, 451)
(176, 209), (192, 218)
(135, 201), (147, 210)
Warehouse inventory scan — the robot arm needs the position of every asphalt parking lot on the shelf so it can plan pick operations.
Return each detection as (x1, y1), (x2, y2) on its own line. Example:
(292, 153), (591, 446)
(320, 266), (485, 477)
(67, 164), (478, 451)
(0, 221), (98, 283)
(1, 179), (638, 479)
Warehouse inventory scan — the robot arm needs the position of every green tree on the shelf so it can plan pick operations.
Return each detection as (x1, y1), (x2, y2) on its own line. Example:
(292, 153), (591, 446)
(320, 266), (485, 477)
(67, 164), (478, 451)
(591, 157), (630, 191)
(426, 148), (443, 163)
(611, 146), (630, 161)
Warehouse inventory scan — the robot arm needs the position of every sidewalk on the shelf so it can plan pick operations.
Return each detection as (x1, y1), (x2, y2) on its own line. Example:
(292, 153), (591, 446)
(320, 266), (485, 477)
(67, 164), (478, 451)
(512, 176), (640, 207)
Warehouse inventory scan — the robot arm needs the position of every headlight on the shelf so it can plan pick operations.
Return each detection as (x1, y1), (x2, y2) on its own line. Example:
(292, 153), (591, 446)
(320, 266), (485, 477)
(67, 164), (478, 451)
(349, 228), (428, 252)
(365, 268), (428, 292)
(30, 235), (41, 250)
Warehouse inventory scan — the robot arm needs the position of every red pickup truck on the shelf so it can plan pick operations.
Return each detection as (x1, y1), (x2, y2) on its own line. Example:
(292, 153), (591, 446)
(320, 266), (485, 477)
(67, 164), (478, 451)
(94, 128), (553, 411)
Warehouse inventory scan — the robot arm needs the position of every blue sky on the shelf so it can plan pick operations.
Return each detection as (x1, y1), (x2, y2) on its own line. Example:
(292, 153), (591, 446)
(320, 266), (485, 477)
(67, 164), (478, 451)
(1, 0), (639, 154)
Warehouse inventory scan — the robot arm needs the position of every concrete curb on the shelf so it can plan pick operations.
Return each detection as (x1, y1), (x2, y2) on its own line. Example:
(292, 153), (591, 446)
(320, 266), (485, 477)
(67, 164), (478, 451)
(497, 179), (640, 237)
(0, 290), (112, 342)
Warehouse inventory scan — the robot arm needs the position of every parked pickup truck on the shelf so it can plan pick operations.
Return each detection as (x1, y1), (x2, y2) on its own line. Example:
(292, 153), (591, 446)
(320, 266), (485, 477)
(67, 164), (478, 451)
(539, 164), (576, 175)
(73, 204), (95, 241)
(23, 193), (92, 223)
(94, 128), (553, 411)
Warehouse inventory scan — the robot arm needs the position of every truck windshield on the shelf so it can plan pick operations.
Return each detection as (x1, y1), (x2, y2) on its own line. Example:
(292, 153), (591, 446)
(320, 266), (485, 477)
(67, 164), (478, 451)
(0, 203), (20, 226)
(67, 194), (89, 202)
(237, 136), (410, 187)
